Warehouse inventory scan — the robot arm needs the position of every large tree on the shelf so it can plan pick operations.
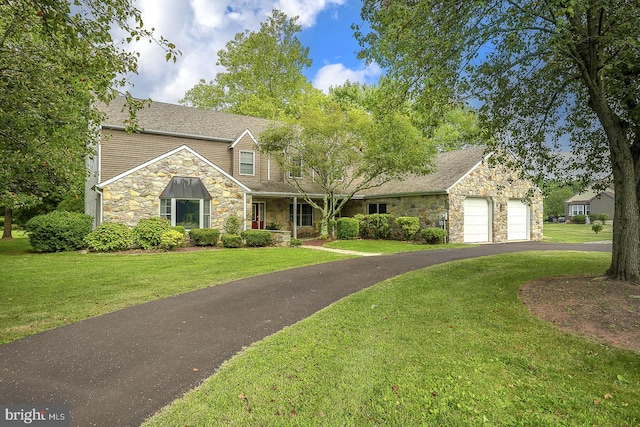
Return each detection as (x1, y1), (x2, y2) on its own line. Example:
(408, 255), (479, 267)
(260, 86), (435, 239)
(356, 1), (640, 281)
(181, 10), (313, 120)
(0, 0), (178, 238)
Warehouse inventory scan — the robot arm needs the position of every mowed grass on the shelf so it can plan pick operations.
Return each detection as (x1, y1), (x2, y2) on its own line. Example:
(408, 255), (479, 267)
(143, 251), (639, 427)
(0, 244), (350, 344)
(324, 239), (468, 254)
(543, 223), (613, 243)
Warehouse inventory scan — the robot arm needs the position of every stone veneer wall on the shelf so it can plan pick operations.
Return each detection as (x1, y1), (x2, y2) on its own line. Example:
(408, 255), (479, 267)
(101, 150), (250, 229)
(342, 195), (449, 229)
(447, 161), (543, 243)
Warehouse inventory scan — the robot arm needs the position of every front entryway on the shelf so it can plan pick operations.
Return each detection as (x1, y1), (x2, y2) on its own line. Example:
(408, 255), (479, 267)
(252, 202), (265, 229)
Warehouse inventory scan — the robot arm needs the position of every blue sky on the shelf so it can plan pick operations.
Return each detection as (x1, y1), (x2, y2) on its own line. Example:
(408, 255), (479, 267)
(125, 0), (380, 104)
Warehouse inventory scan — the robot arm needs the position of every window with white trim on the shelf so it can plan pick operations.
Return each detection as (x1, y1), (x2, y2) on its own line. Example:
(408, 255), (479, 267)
(290, 203), (313, 226)
(239, 151), (255, 175)
(289, 156), (302, 178)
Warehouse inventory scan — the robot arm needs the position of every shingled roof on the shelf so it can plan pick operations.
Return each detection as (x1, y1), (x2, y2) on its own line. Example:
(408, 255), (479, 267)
(357, 145), (489, 198)
(100, 96), (274, 141)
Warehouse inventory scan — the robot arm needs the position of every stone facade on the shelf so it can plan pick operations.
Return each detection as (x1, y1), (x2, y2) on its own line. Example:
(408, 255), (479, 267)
(447, 161), (543, 243)
(101, 149), (251, 229)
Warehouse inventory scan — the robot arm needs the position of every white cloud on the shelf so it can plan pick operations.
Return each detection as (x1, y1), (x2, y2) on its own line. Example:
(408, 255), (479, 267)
(312, 62), (382, 92)
(122, 0), (360, 103)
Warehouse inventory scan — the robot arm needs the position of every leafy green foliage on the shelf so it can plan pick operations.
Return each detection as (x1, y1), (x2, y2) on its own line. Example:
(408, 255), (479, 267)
(189, 228), (220, 246)
(356, 214), (394, 239)
(356, 0), (640, 281)
(241, 230), (273, 247)
(336, 218), (359, 240)
(290, 238), (302, 247)
(0, 0), (179, 233)
(85, 222), (132, 252)
(592, 224), (604, 234)
(572, 215), (587, 224)
(395, 217), (420, 241)
(421, 227), (447, 245)
(221, 234), (242, 248)
(223, 216), (243, 235)
(160, 230), (186, 251)
(25, 211), (93, 252)
(131, 218), (171, 250)
(181, 10), (312, 120)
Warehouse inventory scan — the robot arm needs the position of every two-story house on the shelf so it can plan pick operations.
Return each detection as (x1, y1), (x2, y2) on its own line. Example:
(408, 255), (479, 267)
(85, 97), (543, 243)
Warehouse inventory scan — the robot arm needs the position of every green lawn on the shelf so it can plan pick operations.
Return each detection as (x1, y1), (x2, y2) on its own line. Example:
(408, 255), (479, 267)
(324, 239), (468, 254)
(543, 222), (613, 243)
(0, 243), (350, 344)
(143, 251), (639, 426)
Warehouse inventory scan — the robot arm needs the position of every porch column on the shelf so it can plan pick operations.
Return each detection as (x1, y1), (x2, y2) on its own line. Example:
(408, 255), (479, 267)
(293, 196), (298, 239)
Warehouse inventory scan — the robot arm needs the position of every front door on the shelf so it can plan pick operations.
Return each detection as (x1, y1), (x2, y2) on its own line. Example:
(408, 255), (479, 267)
(252, 202), (265, 229)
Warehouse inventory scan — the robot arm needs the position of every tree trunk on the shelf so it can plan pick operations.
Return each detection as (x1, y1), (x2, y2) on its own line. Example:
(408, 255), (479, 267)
(2, 208), (13, 239)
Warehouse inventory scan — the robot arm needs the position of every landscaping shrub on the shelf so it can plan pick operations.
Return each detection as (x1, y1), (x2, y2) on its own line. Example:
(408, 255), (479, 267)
(84, 222), (132, 252)
(421, 227), (447, 244)
(395, 216), (421, 241)
(224, 216), (243, 235)
(160, 229), (185, 251)
(265, 222), (281, 230)
(131, 217), (171, 249)
(336, 217), (359, 240)
(597, 213), (609, 222)
(592, 223), (604, 234)
(359, 214), (394, 239)
(189, 228), (220, 246)
(241, 230), (272, 247)
(221, 234), (242, 248)
(25, 211), (93, 252)
(173, 226), (186, 236)
(290, 238), (302, 247)
(572, 214), (587, 224)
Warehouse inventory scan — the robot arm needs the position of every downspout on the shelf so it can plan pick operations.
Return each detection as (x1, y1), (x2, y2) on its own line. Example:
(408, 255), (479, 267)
(243, 192), (248, 231)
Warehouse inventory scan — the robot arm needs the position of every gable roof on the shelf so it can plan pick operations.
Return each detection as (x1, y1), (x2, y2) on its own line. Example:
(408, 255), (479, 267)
(565, 186), (615, 204)
(97, 145), (251, 192)
(357, 145), (489, 198)
(100, 96), (274, 142)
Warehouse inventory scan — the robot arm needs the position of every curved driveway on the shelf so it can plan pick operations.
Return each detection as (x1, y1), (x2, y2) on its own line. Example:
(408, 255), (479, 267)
(0, 242), (610, 426)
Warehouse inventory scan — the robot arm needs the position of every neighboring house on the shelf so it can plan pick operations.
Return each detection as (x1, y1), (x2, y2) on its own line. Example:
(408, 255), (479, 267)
(85, 97), (543, 243)
(564, 186), (615, 221)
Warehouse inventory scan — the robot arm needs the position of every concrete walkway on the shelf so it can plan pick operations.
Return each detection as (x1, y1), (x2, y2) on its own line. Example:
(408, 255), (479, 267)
(0, 242), (611, 426)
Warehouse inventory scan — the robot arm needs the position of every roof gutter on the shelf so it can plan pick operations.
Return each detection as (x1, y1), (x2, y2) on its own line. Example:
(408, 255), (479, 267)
(101, 124), (235, 143)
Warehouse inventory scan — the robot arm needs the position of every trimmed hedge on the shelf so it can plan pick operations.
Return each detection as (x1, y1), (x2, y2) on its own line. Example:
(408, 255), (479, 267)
(336, 217), (359, 240)
(422, 227), (447, 244)
(189, 228), (220, 246)
(85, 222), (132, 252)
(25, 211), (93, 252)
(396, 216), (420, 240)
(572, 214), (587, 224)
(221, 234), (242, 248)
(160, 229), (186, 251)
(131, 217), (171, 249)
(241, 230), (272, 247)
(224, 216), (243, 235)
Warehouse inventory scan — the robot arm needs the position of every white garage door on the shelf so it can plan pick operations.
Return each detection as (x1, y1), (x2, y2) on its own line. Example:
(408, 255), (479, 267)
(507, 200), (529, 241)
(464, 198), (490, 243)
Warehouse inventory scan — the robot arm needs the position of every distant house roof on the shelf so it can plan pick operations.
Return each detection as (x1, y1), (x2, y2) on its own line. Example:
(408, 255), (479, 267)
(565, 186), (615, 204)
(357, 145), (489, 198)
(100, 96), (274, 142)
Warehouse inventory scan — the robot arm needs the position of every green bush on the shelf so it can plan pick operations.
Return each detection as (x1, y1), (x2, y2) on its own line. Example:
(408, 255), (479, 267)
(421, 227), (447, 244)
(241, 230), (273, 247)
(290, 238), (302, 247)
(597, 213), (609, 222)
(358, 214), (394, 239)
(160, 229), (186, 251)
(131, 217), (171, 249)
(25, 211), (93, 252)
(572, 214), (587, 224)
(224, 216), (243, 235)
(85, 222), (132, 252)
(189, 228), (220, 246)
(173, 226), (186, 236)
(221, 234), (242, 248)
(396, 216), (421, 240)
(336, 217), (359, 240)
(265, 222), (282, 230)
(592, 223), (604, 234)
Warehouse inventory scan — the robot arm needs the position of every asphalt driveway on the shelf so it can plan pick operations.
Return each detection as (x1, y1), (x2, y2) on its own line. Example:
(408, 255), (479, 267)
(0, 242), (611, 426)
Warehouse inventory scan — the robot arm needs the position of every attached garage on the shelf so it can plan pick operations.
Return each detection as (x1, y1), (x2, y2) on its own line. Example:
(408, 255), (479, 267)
(507, 199), (529, 241)
(464, 198), (491, 243)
